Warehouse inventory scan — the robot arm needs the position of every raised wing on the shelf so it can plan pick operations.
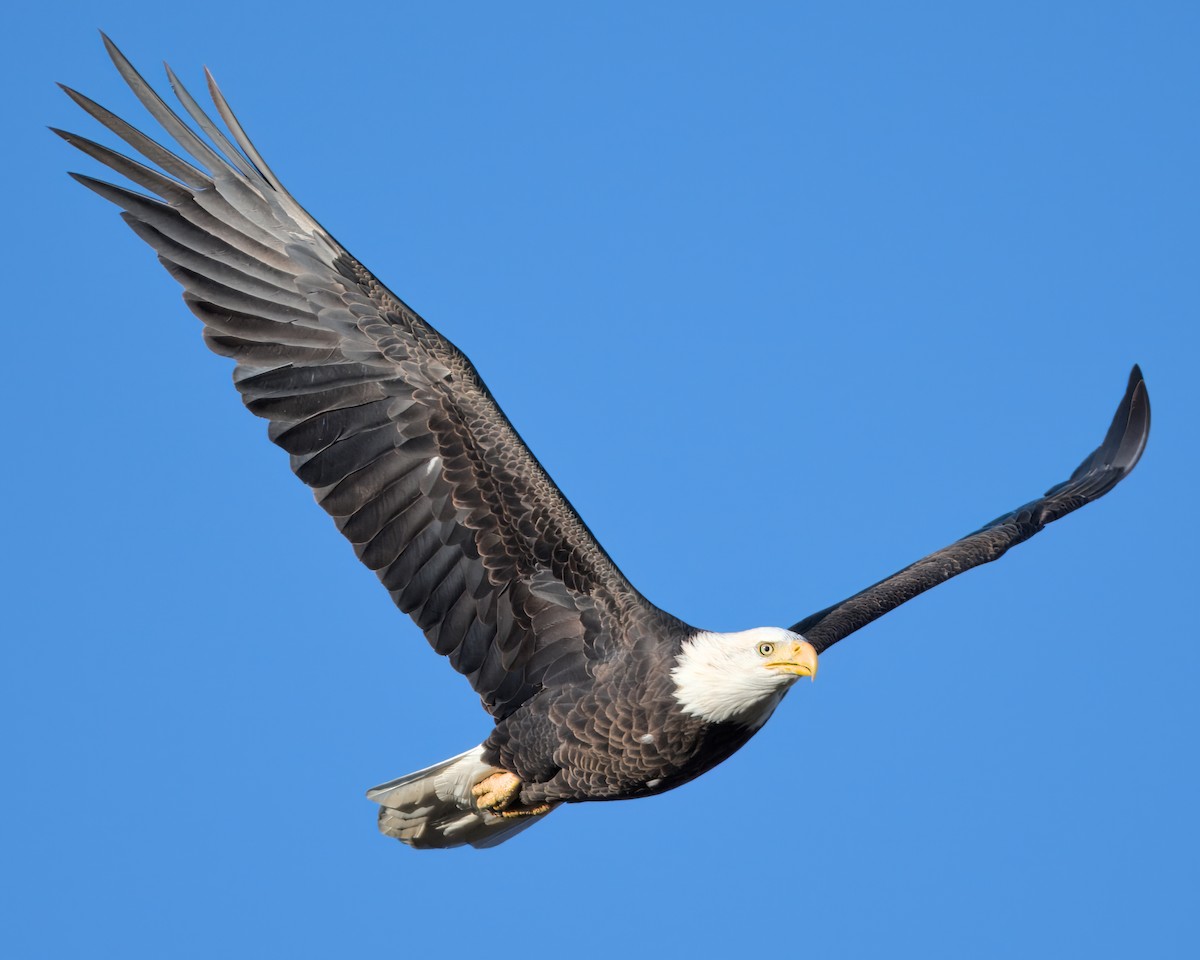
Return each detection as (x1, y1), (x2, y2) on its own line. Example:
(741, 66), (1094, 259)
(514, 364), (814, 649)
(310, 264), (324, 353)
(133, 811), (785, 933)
(58, 36), (677, 718)
(791, 366), (1149, 653)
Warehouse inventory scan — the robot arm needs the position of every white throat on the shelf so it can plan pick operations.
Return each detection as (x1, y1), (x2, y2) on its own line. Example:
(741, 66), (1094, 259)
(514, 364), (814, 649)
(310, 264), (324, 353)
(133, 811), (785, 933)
(671, 627), (801, 727)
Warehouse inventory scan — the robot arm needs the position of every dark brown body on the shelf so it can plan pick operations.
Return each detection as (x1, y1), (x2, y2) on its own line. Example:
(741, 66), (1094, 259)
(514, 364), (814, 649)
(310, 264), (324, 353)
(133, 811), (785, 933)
(485, 639), (760, 805)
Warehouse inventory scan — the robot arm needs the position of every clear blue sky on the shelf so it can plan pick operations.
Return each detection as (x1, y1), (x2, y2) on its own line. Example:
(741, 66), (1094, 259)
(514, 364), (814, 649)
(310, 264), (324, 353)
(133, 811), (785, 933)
(5, 2), (1197, 957)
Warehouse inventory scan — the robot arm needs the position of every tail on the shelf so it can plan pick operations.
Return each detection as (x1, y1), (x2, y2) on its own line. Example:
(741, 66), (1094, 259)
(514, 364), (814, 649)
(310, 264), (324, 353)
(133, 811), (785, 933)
(366, 745), (557, 849)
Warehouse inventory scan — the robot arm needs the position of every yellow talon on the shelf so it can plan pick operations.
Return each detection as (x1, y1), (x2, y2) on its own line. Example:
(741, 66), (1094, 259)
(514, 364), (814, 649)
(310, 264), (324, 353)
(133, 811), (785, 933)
(499, 802), (551, 819)
(471, 771), (551, 818)
(471, 771), (523, 812)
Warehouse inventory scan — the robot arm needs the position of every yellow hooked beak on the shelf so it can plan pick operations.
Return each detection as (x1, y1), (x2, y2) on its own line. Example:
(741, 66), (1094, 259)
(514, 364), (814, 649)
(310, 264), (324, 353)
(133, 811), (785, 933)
(767, 639), (819, 681)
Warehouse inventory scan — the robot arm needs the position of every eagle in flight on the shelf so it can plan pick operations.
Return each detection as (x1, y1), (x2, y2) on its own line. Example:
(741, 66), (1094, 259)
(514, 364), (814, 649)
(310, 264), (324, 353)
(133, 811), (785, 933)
(57, 36), (1149, 848)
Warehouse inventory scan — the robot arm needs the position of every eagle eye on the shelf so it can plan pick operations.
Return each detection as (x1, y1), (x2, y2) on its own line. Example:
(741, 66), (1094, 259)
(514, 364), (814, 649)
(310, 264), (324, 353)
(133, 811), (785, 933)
(757, 642), (775, 657)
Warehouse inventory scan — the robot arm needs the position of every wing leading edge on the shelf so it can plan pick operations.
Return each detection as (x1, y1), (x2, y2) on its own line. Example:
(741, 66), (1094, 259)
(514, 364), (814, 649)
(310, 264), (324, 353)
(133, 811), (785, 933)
(791, 366), (1149, 653)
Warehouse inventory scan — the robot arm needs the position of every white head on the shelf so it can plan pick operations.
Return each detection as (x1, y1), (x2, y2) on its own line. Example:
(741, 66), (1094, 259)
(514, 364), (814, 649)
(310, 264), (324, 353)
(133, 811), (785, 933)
(670, 627), (819, 727)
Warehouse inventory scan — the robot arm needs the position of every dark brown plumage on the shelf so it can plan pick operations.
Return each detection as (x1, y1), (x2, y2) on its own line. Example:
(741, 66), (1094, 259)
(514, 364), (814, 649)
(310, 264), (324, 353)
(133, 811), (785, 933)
(59, 37), (1149, 849)
(57, 36), (682, 727)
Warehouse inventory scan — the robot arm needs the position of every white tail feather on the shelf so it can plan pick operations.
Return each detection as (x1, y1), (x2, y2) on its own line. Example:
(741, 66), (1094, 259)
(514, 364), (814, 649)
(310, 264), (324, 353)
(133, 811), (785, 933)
(366, 745), (556, 849)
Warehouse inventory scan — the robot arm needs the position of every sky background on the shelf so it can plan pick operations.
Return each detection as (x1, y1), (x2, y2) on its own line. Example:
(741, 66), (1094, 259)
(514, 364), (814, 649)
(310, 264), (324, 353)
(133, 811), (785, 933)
(5, 2), (1197, 957)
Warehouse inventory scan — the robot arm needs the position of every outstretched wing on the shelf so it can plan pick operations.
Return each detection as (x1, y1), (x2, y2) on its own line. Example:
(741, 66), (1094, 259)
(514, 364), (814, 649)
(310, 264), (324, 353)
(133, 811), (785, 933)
(58, 35), (677, 719)
(791, 366), (1149, 653)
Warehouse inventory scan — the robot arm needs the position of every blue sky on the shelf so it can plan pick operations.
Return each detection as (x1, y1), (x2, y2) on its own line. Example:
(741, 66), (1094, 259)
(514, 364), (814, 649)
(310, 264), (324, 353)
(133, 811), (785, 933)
(5, 2), (1197, 956)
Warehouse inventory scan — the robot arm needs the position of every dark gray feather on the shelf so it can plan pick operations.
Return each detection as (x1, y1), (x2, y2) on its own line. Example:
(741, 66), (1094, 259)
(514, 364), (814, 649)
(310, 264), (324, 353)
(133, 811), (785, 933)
(790, 366), (1150, 653)
(61, 37), (678, 720)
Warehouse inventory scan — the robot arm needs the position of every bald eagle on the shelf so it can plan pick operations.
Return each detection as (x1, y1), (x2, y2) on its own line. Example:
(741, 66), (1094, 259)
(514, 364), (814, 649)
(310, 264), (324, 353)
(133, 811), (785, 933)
(57, 37), (1150, 849)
